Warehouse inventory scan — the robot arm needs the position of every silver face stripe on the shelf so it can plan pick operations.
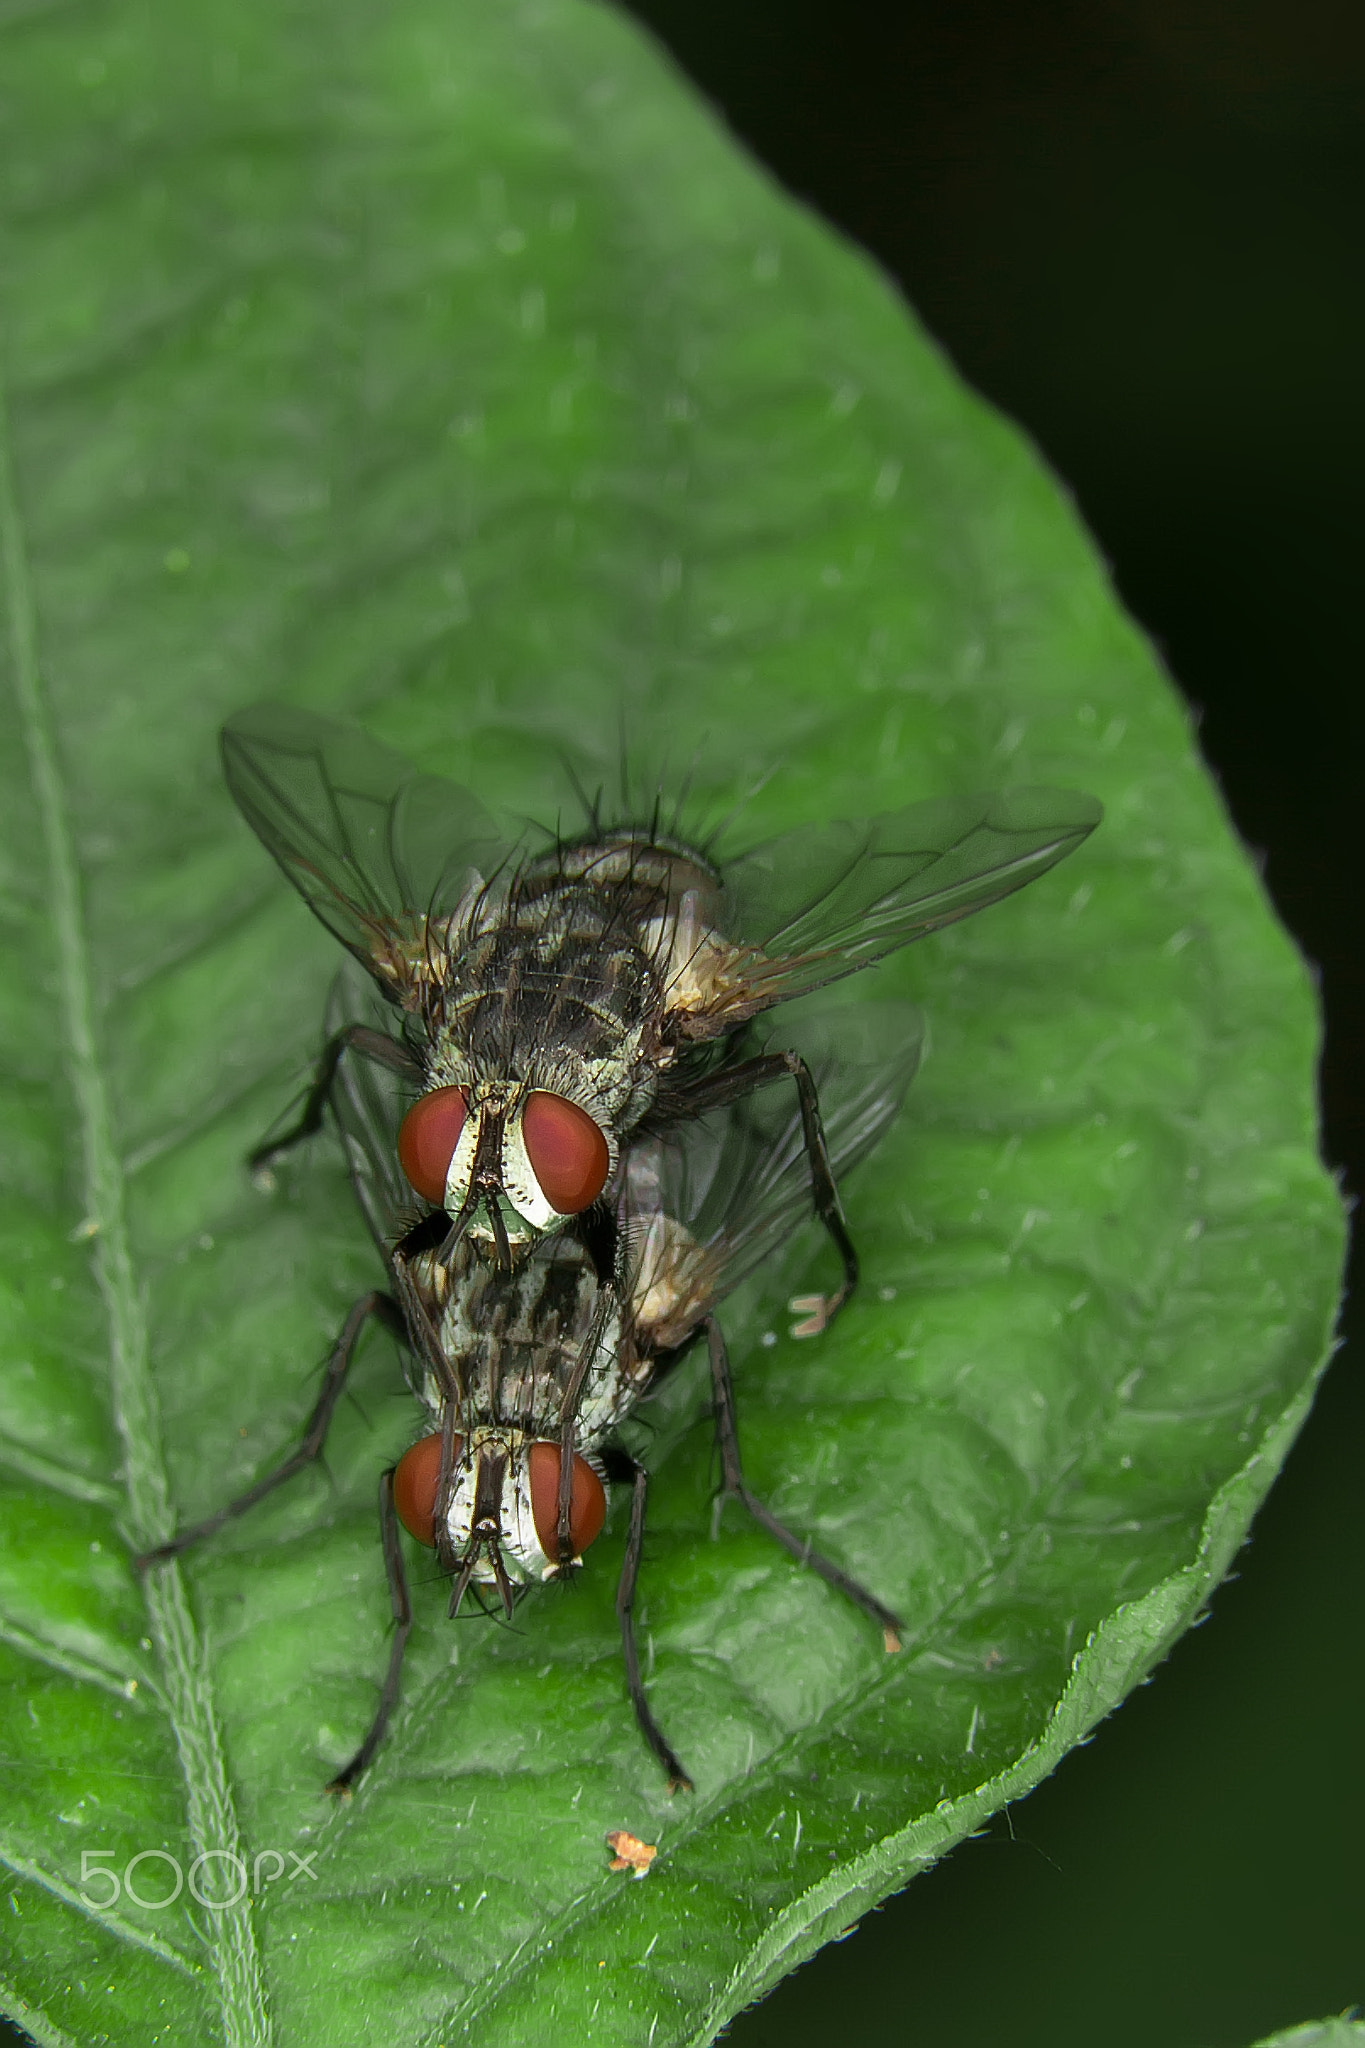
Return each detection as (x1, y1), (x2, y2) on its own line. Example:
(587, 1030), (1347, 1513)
(441, 1088), (561, 1233)
(499, 1105), (562, 1231)
(442, 1109), (483, 1217)
(442, 1087), (612, 1234)
(439, 1428), (563, 1586)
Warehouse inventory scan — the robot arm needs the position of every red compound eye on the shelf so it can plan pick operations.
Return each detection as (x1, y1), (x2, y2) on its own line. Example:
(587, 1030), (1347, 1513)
(528, 1442), (607, 1561)
(521, 1092), (609, 1214)
(393, 1432), (465, 1546)
(397, 1087), (468, 1204)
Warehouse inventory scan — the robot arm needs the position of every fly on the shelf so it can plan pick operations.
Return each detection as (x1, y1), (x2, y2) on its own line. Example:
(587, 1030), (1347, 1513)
(138, 985), (922, 1792)
(221, 706), (1099, 1330)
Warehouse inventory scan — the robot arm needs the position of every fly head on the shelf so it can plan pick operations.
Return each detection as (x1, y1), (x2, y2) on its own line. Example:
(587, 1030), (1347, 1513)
(397, 1080), (613, 1269)
(393, 1426), (607, 1607)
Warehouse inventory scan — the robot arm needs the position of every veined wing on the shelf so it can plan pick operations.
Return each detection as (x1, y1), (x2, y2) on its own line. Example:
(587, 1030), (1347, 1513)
(680, 787), (1101, 1028)
(324, 969), (419, 1256)
(222, 704), (512, 999)
(323, 969), (465, 1407)
(624, 1001), (923, 1349)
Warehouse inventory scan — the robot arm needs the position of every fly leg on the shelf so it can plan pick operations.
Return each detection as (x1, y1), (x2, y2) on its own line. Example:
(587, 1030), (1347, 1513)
(603, 1448), (693, 1793)
(250, 1025), (422, 1179)
(136, 1291), (407, 1566)
(674, 1051), (856, 1335)
(705, 1316), (903, 1653)
(326, 1470), (413, 1795)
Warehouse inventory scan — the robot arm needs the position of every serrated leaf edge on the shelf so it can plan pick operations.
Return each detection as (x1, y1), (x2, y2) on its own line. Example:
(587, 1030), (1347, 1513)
(0, 1969), (79, 2048)
(687, 1354), (1332, 2045)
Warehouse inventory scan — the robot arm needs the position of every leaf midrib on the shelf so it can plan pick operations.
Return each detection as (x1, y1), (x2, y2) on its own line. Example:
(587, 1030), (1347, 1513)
(0, 369), (270, 2045)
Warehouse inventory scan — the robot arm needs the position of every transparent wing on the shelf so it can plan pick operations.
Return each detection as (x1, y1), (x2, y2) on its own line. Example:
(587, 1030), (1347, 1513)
(324, 970), (420, 1257)
(690, 787), (1101, 1022)
(222, 704), (513, 997)
(623, 1001), (923, 1347)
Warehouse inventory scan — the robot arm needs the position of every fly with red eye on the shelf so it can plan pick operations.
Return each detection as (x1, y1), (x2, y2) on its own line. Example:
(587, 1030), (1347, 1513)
(220, 705), (1099, 1327)
(396, 1086), (467, 1204)
(392, 1433), (606, 1564)
(394, 1089), (609, 1228)
(137, 991), (924, 1794)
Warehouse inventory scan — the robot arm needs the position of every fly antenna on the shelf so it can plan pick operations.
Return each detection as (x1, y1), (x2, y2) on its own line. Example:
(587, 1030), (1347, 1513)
(437, 1188), (481, 1266)
(485, 1194), (513, 1270)
(489, 1544), (517, 1619)
(447, 1547), (479, 1619)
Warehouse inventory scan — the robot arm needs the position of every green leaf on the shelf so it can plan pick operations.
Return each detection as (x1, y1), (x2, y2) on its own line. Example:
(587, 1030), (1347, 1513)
(1246, 2025), (1365, 2048)
(0, 0), (1344, 2043)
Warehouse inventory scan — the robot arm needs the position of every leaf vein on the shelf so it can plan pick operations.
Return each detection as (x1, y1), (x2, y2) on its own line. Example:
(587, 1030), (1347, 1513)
(0, 374), (272, 2047)
(0, 1833), (201, 1977)
(0, 1612), (147, 1703)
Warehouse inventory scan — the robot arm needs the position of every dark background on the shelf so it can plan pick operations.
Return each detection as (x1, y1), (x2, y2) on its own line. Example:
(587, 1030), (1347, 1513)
(612, 3), (1363, 2046)
(4, 4), (1360, 2044)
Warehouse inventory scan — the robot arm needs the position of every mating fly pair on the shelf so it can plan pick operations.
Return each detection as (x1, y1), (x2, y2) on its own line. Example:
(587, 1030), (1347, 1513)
(140, 707), (1099, 1786)
(146, 976), (923, 1791)
(220, 705), (1101, 1355)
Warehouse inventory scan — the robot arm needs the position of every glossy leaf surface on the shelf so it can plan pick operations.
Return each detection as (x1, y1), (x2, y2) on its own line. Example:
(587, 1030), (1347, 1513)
(1246, 2026), (1365, 2048)
(0, 1), (1344, 2044)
